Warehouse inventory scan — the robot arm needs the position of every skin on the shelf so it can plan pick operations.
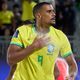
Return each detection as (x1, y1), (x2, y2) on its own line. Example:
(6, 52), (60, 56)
(54, 63), (60, 80)
(7, 4), (77, 80)
(35, 4), (55, 33)
(64, 55), (78, 80)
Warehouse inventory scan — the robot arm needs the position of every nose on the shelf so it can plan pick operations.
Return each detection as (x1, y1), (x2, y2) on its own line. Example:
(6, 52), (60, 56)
(52, 11), (55, 16)
(51, 12), (55, 19)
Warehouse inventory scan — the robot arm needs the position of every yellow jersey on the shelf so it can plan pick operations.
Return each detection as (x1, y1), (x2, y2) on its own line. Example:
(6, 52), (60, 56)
(21, 1), (36, 21)
(10, 24), (72, 80)
(0, 11), (14, 24)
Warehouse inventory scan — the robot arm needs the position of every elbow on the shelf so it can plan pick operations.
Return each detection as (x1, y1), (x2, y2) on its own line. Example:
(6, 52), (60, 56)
(7, 58), (13, 66)
(70, 59), (78, 76)
(72, 62), (78, 77)
(74, 60), (78, 75)
(7, 53), (15, 66)
(73, 58), (78, 72)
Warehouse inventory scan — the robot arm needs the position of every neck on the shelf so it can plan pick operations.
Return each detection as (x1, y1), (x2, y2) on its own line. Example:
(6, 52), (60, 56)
(35, 21), (50, 34)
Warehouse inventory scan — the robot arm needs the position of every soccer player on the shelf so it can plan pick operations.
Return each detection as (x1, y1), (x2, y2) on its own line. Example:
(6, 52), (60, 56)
(7, 2), (78, 80)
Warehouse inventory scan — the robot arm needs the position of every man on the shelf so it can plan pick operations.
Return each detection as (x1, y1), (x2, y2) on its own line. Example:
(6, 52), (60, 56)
(7, 2), (78, 80)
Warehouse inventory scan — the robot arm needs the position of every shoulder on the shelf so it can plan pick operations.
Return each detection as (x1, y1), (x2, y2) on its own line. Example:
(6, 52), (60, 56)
(17, 24), (33, 32)
(51, 26), (67, 36)
(50, 26), (69, 42)
(13, 24), (33, 38)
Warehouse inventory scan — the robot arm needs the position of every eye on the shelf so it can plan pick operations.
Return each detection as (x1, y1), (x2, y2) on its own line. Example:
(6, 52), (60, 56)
(53, 9), (56, 13)
(47, 10), (52, 13)
(47, 10), (55, 14)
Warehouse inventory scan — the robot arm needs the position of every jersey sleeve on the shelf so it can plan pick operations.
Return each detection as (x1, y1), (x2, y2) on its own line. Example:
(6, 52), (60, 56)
(10, 29), (24, 48)
(60, 32), (73, 58)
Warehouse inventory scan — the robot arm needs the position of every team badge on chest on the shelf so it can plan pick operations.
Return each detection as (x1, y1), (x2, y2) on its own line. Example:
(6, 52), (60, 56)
(47, 44), (54, 55)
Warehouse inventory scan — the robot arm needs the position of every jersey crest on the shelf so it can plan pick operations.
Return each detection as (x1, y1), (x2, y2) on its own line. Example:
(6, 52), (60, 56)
(47, 44), (54, 55)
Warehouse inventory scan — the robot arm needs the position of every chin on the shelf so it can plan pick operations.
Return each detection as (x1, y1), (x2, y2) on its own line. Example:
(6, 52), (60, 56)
(50, 22), (55, 26)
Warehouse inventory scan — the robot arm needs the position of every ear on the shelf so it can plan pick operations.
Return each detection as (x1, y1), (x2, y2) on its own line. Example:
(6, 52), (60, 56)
(36, 13), (41, 19)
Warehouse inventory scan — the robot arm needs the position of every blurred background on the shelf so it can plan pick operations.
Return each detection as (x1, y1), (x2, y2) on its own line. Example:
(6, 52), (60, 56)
(0, 0), (80, 80)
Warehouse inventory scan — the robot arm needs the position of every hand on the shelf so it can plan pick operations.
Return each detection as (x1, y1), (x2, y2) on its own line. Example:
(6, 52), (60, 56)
(65, 76), (70, 80)
(69, 74), (75, 80)
(32, 35), (50, 50)
(65, 75), (75, 80)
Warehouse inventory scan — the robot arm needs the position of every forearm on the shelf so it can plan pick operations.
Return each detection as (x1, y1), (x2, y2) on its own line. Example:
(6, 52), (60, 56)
(7, 44), (35, 65)
(69, 61), (78, 79)
(65, 54), (78, 80)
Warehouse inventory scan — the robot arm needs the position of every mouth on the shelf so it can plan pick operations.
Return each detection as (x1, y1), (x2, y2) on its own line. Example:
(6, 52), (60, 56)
(50, 18), (55, 23)
(50, 18), (55, 24)
(51, 18), (55, 20)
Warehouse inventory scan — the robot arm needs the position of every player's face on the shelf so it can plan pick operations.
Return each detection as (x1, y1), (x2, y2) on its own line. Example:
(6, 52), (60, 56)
(39, 4), (55, 25)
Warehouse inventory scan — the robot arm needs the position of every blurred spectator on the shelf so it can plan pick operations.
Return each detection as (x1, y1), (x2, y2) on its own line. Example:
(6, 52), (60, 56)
(55, 0), (64, 30)
(55, 0), (76, 36)
(76, 0), (80, 10)
(21, 0), (36, 22)
(63, 0), (76, 35)
(0, 1), (15, 36)
(7, 0), (21, 10)
(12, 3), (22, 31)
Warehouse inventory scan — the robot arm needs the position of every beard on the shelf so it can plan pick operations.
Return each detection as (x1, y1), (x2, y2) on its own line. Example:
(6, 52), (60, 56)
(49, 21), (55, 26)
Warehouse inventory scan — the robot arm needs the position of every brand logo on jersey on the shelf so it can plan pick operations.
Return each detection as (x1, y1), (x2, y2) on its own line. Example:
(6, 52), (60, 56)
(47, 44), (54, 55)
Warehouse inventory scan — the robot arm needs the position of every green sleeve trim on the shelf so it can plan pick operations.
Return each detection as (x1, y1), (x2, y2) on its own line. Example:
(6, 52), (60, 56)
(62, 51), (73, 58)
(10, 42), (24, 48)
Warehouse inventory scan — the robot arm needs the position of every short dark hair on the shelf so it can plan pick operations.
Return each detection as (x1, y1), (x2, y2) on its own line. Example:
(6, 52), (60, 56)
(33, 2), (51, 17)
